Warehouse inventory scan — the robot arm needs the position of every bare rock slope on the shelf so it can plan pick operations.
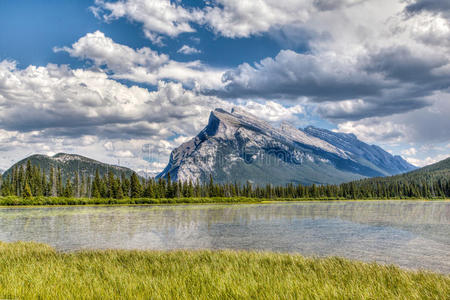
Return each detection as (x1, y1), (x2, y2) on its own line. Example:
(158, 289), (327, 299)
(158, 108), (415, 185)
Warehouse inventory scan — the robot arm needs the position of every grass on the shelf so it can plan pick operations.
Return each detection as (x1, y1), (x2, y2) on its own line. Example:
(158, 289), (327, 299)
(0, 242), (448, 299)
(0, 196), (446, 206)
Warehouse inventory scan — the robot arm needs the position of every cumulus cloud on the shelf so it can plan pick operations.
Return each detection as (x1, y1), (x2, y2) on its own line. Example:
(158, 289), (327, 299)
(215, 0), (450, 121)
(0, 60), (232, 138)
(55, 31), (223, 90)
(92, 0), (367, 40)
(3, 0), (450, 172)
(237, 100), (304, 123)
(54, 31), (169, 73)
(363, 46), (449, 89)
(313, 0), (366, 11)
(201, 0), (312, 38)
(92, 0), (203, 43)
(405, 0), (450, 16)
(335, 95), (450, 145)
(405, 154), (450, 167)
(0, 59), (235, 172)
(401, 12), (450, 48)
(402, 148), (417, 156)
(177, 45), (201, 55)
(89, 0), (450, 123)
(0, 57), (309, 173)
(220, 50), (383, 100)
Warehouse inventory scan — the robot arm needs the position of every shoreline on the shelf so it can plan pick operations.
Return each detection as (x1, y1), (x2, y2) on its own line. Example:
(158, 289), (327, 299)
(0, 196), (448, 208)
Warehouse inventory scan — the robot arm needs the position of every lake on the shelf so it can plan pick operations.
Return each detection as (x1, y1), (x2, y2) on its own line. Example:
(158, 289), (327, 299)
(0, 201), (448, 273)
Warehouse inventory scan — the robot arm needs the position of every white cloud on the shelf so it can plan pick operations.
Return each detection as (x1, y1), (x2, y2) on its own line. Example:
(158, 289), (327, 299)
(317, 99), (375, 119)
(115, 150), (134, 158)
(218, 0), (450, 123)
(336, 120), (409, 144)
(177, 45), (201, 55)
(3, 0), (450, 174)
(103, 141), (114, 152)
(402, 147), (417, 156)
(405, 12), (450, 48)
(202, 0), (312, 38)
(0, 57), (314, 173)
(54, 31), (169, 73)
(220, 50), (383, 100)
(92, 0), (368, 40)
(405, 154), (450, 167)
(92, 0), (203, 42)
(55, 31), (224, 90)
(0, 60), (233, 173)
(237, 100), (304, 123)
(335, 94), (450, 145)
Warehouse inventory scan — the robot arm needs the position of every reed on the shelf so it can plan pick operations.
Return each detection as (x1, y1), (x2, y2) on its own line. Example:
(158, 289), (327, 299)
(0, 241), (448, 299)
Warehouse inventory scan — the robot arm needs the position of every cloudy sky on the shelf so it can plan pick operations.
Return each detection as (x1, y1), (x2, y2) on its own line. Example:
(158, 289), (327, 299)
(0, 0), (449, 174)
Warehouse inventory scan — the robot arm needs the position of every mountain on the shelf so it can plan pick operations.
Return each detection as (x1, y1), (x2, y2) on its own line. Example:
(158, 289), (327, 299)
(345, 156), (449, 198)
(411, 157), (450, 174)
(2, 153), (136, 181)
(158, 108), (416, 185)
(356, 156), (449, 185)
(303, 126), (415, 176)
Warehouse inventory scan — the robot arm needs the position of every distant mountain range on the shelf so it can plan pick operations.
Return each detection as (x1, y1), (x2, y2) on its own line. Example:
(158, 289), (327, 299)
(157, 108), (416, 185)
(2, 153), (136, 181)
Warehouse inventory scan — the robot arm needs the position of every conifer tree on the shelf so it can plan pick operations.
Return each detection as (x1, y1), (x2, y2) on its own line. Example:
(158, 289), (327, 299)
(130, 173), (142, 198)
(63, 178), (73, 197)
(22, 180), (32, 199)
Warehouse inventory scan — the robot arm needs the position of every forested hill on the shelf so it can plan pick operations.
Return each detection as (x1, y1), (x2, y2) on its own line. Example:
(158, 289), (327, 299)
(357, 157), (449, 183)
(0, 154), (447, 199)
(2, 153), (136, 182)
(341, 157), (450, 198)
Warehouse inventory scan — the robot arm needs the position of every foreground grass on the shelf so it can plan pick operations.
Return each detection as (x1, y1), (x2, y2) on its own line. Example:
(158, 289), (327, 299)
(0, 196), (446, 206)
(0, 242), (448, 299)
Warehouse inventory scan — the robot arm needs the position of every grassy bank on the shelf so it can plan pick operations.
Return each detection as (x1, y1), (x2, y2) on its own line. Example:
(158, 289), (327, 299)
(0, 196), (446, 206)
(0, 242), (448, 299)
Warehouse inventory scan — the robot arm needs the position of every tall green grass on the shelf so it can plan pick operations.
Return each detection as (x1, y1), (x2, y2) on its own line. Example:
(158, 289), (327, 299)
(0, 196), (443, 206)
(0, 242), (448, 299)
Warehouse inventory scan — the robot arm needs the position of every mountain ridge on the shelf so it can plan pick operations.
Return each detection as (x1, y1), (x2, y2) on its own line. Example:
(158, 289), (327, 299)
(158, 108), (415, 185)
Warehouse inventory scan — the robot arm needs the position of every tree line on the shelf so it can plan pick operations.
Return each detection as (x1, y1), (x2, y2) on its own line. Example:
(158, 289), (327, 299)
(0, 160), (449, 199)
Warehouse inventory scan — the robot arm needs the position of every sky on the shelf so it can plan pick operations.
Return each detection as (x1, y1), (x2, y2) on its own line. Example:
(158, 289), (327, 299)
(0, 0), (449, 174)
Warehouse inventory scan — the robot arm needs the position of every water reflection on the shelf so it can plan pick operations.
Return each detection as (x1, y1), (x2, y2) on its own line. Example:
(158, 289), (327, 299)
(0, 201), (448, 273)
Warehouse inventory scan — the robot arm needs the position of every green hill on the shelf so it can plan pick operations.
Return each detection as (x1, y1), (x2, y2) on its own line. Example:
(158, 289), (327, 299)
(2, 153), (136, 182)
(362, 157), (449, 183)
(343, 157), (450, 198)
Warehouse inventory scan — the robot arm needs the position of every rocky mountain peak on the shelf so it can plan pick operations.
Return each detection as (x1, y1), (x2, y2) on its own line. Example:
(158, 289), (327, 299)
(158, 108), (416, 185)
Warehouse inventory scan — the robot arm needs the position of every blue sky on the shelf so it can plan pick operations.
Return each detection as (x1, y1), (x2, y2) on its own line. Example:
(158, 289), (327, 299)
(0, 0), (283, 68)
(0, 0), (449, 172)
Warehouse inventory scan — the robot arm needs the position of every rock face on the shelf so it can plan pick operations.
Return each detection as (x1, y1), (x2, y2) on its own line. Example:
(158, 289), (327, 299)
(158, 108), (416, 185)
(2, 153), (136, 181)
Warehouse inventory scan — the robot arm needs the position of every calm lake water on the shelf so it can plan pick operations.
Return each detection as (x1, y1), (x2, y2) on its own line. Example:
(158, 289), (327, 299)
(0, 201), (448, 273)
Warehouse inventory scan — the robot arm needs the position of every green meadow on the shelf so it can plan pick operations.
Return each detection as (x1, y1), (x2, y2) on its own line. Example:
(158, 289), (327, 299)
(0, 241), (448, 299)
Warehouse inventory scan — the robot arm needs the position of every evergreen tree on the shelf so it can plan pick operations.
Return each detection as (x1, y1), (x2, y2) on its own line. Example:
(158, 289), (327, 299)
(130, 173), (142, 198)
(91, 169), (101, 198)
(22, 180), (32, 199)
(63, 178), (73, 197)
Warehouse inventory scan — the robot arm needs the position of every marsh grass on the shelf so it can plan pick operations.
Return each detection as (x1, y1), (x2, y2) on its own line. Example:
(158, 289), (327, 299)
(0, 242), (448, 299)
